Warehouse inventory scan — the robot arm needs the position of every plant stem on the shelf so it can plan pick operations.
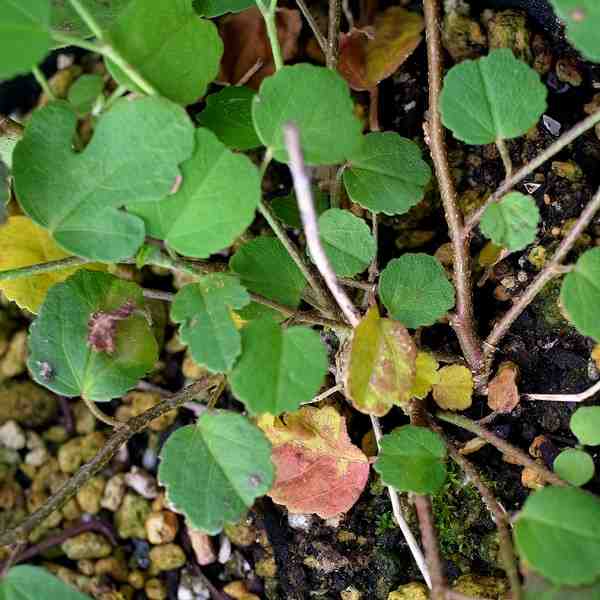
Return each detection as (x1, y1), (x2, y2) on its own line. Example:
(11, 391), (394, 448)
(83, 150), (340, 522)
(295, 0), (328, 55)
(525, 379), (600, 403)
(0, 256), (95, 281)
(81, 395), (122, 428)
(465, 108), (600, 233)
(68, 0), (105, 40)
(102, 84), (128, 112)
(485, 185), (600, 360)
(496, 139), (512, 177)
(51, 31), (105, 53)
(423, 0), (484, 378)
(0, 376), (222, 546)
(256, 0), (284, 71)
(101, 46), (158, 96)
(327, 0), (342, 69)
(32, 66), (56, 102)
(301, 383), (343, 404)
(436, 411), (568, 487)
(330, 164), (345, 208)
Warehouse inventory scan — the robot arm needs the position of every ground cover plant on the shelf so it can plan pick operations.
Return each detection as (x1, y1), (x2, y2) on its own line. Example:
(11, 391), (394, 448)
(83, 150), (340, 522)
(2, 0), (600, 598)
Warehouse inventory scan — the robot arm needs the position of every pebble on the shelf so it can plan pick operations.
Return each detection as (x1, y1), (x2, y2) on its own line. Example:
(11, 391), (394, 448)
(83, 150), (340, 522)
(145, 510), (179, 545)
(101, 474), (126, 512)
(128, 570), (146, 590)
(62, 532), (112, 560)
(146, 578), (168, 600)
(125, 391), (177, 432)
(287, 513), (314, 531)
(130, 539), (151, 570)
(77, 476), (106, 514)
(0, 330), (27, 379)
(188, 527), (216, 565)
(0, 421), (26, 450)
(149, 543), (187, 572)
(58, 432), (106, 474)
(25, 447), (49, 467)
(224, 520), (257, 547)
(0, 381), (57, 427)
(115, 493), (151, 539)
(218, 534), (231, 564)
(125, 466), (159, 499)
(95, 557), (129, 582)
(73, 401), (97, 434)
(178, 569), (210, 600)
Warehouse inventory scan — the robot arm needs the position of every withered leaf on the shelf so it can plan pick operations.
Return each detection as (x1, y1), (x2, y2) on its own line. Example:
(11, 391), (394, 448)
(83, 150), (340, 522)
(258, 406), (369, 518)
(487, 361), (520, 413)
(432, 365), (473, 411)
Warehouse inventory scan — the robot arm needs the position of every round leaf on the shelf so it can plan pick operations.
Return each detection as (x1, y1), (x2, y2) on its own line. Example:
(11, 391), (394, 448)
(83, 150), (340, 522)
(554, 449), (595, 486)
(28, 270), (158, 402)
(0, 0), (52, 79)
(196, 86), (261, 151)
(107, 0), (223, 105)
(230, 317), (328, 415)
(252, 64), (363, 165)
(480, 192), (540, 252)
(130, 127), (260, 258)
(374, 425), (447, 494)
(561, 247), (600, 341)
(13, 98), (194, 261)
(550, 1), (600, 62)
(432, 365), (474, 411)
(379, 253), (455, 328)
(171, 276), (250, 373)
(571, 407), (600, 446)
(514, 486), (600, 585)
(317, 209), (375, 277)
(440, 48), (547, 145)
(158, 410), (274, 534)
(1, 565), (91, 600)
(230, 237), (306, 308)
(343, 132), (431, 215)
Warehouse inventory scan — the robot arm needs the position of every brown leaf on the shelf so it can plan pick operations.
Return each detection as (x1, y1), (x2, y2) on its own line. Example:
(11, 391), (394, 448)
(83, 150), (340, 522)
(258, 406), (370, 518)
(218, 6), (302, 89)
(487, 361), (520, 413)
(87, 300), (136, 354)
(338, 7), (424, 91)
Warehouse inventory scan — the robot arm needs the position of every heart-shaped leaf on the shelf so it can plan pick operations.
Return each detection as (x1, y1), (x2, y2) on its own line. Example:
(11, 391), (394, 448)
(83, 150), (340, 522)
(0, 565), (91, 600)
(28, 270), (158, 402)
(258, 406), (369, 518)
(553, 449), (595, 486)
(158, 410), (274, 534)
(346, 305), (417, 416)
(13, 98), (194, 261)
(550, 1), (600, 62)
(171, 276), (250, 373)
(440, 49), (547, 145)
(130, 127), (260, 258)
(230, 317), (328, 415)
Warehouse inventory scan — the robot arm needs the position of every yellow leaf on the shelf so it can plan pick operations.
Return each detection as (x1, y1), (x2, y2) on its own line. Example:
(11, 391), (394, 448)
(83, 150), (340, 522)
(0, 216), (103, 313)
(409, 351), (440, 399)
(432, 364), (473, 410)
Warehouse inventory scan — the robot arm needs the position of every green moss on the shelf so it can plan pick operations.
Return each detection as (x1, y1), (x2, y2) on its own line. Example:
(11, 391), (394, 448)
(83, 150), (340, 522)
(533, 278), (570, 332)
(375, 511), (395, 535)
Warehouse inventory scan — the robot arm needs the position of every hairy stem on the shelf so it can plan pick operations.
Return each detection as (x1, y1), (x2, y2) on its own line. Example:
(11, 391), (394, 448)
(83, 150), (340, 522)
(0, 256), (95, 281)
(256, 0), (284, 71)
(436, 411), (567, 487)
(0, 376), (222, 546)
(423, 0), (483, 376)
(327, 0), (342, 69)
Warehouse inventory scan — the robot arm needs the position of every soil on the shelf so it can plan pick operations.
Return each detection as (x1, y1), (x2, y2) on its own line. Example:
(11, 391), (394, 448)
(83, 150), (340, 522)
(1, 1), (600, 599)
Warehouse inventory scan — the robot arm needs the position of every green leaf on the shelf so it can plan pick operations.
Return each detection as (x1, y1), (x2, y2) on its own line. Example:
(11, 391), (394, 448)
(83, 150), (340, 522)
(27, 270), (158, 402)
(107, 0), (223, 105)
(196, 86), (261, 151)
(550, 1), (600, 62)
(374, 425), (447, 494)
(440, 48), (547, 145)
(230, 237), (306, 308)
(317, 209), (375, 277)
(523, 573), (600, 600)
(158, 410), (274, 535)
(0, 565), (91, 600)
(514, 486), (600, 585)
(230, 317), (328, 415)
(13, 98), (194, 261)
(345, 305), (416, 416)
(130, 127), (260, 258)
(252, 64), (363, 165)
(68, 74), (105, 115)
(554, 449), (595, 486)
(343, 132), (431, 215)
(51, 0), (131, 37)
(0, 0), (52, 79)
(171, 276), (250, 373)
(480, 192), (540, 252)
(271, 189), (329, 229)
(193, 0), (254, 17)
(571, 407), (600, 446)
(561, 247), (600, 341)
(379, 253), (455, 328)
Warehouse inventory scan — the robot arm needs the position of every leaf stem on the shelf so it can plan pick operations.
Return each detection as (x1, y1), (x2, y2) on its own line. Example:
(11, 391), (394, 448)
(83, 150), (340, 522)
(81, 396), (122, 428)
(102, 84), (128, 112)
(326, 0), (342, 69)
(51, 31), (106, 53)
(0, 256), (96, 281)
(256, 0), (284, 71)
(495, 138), (512, 177)
(295, 0), (328, 55)
(32, 66), (57, 102)
(100, 45), (158, 96)
(67, 0), (105, 40)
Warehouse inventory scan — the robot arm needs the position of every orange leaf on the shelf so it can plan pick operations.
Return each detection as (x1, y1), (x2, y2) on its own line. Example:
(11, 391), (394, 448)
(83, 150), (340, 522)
(487, 361), (520, 413)
(338, 7), (424, 91)
(258, 406), (369, 518)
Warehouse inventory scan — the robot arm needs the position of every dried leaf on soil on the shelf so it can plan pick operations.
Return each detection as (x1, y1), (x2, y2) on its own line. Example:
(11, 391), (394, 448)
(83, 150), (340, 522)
(432, 365), (473, 411)
(487, 361), (520, 413)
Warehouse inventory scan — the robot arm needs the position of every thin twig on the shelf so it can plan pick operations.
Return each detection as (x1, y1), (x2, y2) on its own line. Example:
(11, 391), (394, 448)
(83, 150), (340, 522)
(235, 59), (264, 86)
(485, 185), (600, 360)
(327, 0), (342, 69)
(256, 0), (284, 71)
(436, 411), (568, 487)
(423, 0), (483, 377)
(339, 277), (376, 292)
(301, 383), (343, 404)
(0, 376), (222, 546)
(465, 109), (600, 233)
(525, 379), (600, 403)
(495, 139), (512, 177)
(0, 256), (95, 281)
(295, 0), (328, 55)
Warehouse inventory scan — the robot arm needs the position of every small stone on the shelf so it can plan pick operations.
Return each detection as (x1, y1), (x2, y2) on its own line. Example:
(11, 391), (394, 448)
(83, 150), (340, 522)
(43, 426), (68, 443)
(551, 160), (583, 182)
(218, 535), (231, 564)
(125, 391), (177, 432)
(287, 513), (314, 531)
(77, 476), (106, 515)
(125, 466), (159, 499)
(452, 574), (508, 599)
(145, 510), (179, 545)
(78, 559), (96, 576)
(146, 578), (168, 600)
(58, 438), (84, 474)
(224, 519), (257, 547)
(115, 493), (151, 540)
(131, 539), (151, 570)
(0, 421), (26, 449)
(95, 557), (129, 582)
(25, 447), (49, 467)
(128, 570), (146, 590)
(255, 557), (277, 578)
(62, 498), (82, 521)
(101, 474), (126, 512)
(149, 543), (186, 572)
(222, 581), (259, 600)
(388, 582), (429, 600)
(188, 527), (216, 565)
(341, 587), (362, 600)
(543, 115), (561, 137)
(0, 381), (57, 427)
(0, 330), (27, 380)
(556, 57), (582, 87)
(483, 9), (532, 64)
(62, 532), (112, 560)
(73, 400), (97, 434)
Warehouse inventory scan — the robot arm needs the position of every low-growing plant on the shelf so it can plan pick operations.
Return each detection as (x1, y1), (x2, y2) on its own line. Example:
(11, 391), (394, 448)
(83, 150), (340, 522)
(2, 0), (600, 598)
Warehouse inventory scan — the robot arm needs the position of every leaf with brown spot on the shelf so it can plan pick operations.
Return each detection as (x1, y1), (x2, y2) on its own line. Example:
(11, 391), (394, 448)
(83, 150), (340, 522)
(338, 7), (424, 91)
(487, 361), (520, 413)
(218, 6), (301, 89)
(345, 305), (417, 416)
(258, 406), (369, 518)
(432, 365), (473, 411)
